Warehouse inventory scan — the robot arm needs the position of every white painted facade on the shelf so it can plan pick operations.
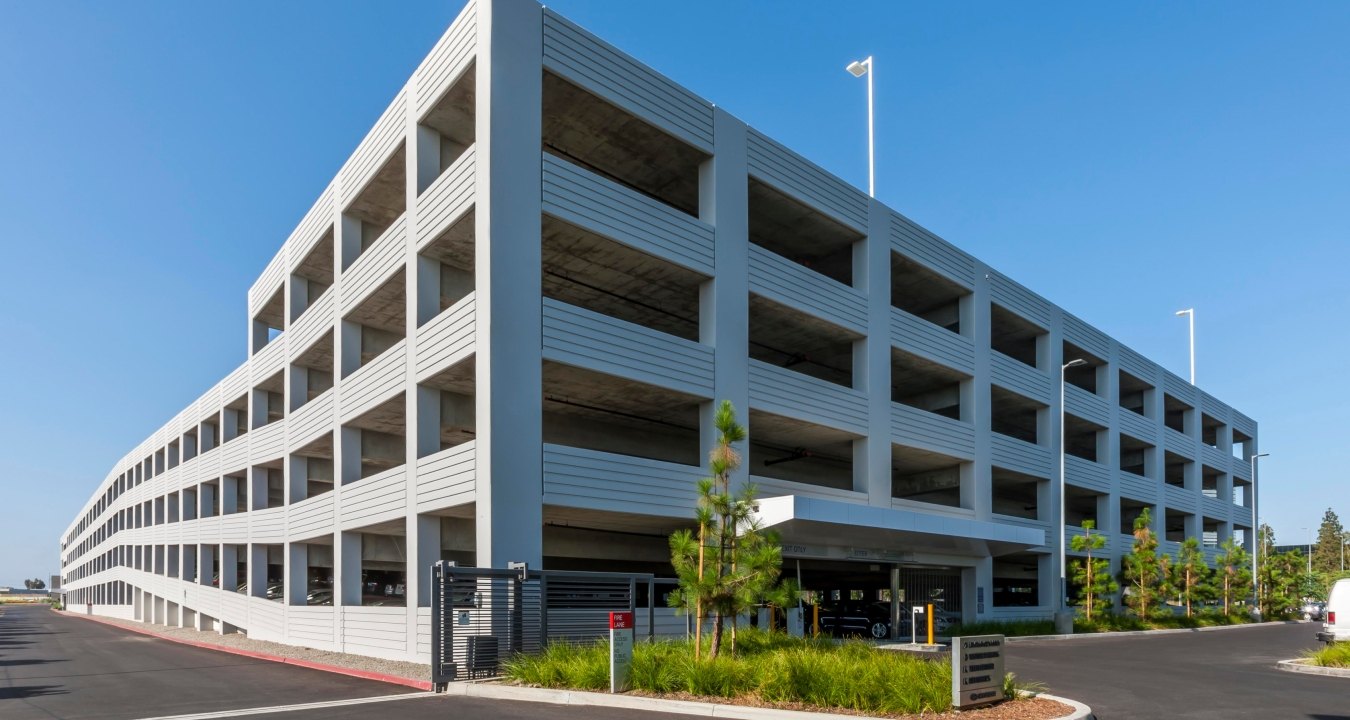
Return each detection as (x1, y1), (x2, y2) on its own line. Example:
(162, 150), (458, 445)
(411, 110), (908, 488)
(61, 0), (1258, 660)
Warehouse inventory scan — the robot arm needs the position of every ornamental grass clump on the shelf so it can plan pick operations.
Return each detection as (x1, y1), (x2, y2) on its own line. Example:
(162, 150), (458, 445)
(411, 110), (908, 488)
(503, 628), (955, 715)
(1305, 642), (1350, 668)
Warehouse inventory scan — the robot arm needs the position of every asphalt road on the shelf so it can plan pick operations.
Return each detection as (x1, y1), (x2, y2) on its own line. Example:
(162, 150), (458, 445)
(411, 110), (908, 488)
(0, 604), (685, 720)
(6, 604), (1345, 720)
(1006, 622), (1347, 720)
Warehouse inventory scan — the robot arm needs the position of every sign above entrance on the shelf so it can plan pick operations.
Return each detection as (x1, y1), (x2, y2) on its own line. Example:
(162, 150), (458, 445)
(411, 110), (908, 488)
(779, 543), (915, 562)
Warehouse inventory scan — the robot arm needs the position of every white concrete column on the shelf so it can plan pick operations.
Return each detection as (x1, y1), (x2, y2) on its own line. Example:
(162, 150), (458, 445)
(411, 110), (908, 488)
(339, 213), (364, 272)
(861, 198), (892, 506)
(1047, 312), (1066, 605)
(337, 531), (362, 607)
(286, 270), (308, 325)
(248, 544), (267, 598)
(250, 467), (270, 510)
(412, 514), (441, 609)
(287, 455), (308, 504)
(473, 0), (544, 568)
(197, 544), (214, 587)
(416, 124), (442, 197)
(285, 542), (308, 605)
(220, 544), (238, 592)
(698, 107), (751, 490)
(221, 477), (238, 516)
(339, 426), (362, 485)
(968, 265), (993, 520)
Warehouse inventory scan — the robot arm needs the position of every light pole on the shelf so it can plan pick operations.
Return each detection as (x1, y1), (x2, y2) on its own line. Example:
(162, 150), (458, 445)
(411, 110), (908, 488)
(1250, 452), (1269, 615)
(1057, 358), (1088, 633)
(1175, 309), (1195, 384)
(1304, 527), (1313, 574)
(845, 56), (874, 197)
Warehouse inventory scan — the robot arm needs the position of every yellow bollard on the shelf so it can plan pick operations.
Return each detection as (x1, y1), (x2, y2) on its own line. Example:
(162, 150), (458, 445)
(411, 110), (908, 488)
(927, 603), (934, 645)
(813, 604), (820, 637)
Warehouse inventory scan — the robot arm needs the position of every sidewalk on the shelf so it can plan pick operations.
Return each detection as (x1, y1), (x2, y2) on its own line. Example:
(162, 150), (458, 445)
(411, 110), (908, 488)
(62, 609), (432, 690)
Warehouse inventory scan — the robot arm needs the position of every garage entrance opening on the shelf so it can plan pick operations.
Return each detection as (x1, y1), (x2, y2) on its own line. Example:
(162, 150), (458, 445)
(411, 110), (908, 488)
(790, 558), (963, 640)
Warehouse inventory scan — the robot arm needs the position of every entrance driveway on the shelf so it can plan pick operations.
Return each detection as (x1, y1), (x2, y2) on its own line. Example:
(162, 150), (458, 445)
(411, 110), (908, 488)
(1006, 622), (1345, 719)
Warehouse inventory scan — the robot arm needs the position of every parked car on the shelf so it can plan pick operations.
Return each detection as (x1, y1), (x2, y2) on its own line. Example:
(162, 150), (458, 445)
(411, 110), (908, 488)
(817, 601), (959, 640)
(818, 601), (893, 639)
(1317, 578), (1349, 644)
(1303, 601), (1326, 621)
(306, 589), (333, 606)
(264, 584), (285, 601)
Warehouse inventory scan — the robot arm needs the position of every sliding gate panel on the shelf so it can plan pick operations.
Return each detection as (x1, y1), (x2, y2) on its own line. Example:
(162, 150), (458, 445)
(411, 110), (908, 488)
(431, 562), (654, 688)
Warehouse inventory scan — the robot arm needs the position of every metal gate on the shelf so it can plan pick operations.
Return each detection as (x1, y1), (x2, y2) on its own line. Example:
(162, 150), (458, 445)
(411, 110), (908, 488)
(899, 569), (963, 624)
(430, 562), (658, 689)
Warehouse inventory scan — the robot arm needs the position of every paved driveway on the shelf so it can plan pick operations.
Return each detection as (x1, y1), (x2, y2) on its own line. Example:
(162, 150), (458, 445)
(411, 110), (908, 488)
(1006, 622), (1346, 719)
(0, 604), (686, 720)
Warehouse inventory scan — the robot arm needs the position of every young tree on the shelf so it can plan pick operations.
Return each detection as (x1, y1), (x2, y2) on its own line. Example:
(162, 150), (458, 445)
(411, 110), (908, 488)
(1122, 509), (1166, 619)
(1257, 525), (1304, 617)
(1070, 520), (1116, 621)
(669, 401), (793, 660)
(1172, 537), (1207, 617)
(1215, 537), (1252, 616)
(1312, 508), (1346, 575)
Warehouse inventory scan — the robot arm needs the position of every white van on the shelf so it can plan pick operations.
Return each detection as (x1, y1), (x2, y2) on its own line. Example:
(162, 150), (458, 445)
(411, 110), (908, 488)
(1318, 578), (1350, 644)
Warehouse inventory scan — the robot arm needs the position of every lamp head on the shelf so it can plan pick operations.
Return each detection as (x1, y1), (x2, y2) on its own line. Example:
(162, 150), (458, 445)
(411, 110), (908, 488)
(1175, 309), (1192, 317)
(1064, 358), (1088, 369)
(846, 60), (869, 77)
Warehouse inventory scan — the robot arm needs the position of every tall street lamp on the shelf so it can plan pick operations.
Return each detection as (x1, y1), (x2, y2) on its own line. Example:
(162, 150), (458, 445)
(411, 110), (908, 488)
(845, 56), (874, 198)
(1175, 308), (1195, 384)
(1250, 452), (1269, 615)
(1304, 527), (1313, 574)
(1057, 358), (1088, 633)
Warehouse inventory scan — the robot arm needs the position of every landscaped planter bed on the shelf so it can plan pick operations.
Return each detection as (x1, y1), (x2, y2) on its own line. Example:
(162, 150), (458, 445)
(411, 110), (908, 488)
(504, 629), (1066, 718)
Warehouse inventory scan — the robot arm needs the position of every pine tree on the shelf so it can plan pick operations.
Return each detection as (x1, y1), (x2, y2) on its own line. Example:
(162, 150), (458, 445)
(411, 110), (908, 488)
(1122, 509), (1165, 619)
(1070, 520), (1116, 621)
(1172, 537), (1207, 617)
(1257, 524), (1304, 618)
(669, 401), (795, 660)
(1312, 508), (1345, 575)
(1215, 537), (1252, 617)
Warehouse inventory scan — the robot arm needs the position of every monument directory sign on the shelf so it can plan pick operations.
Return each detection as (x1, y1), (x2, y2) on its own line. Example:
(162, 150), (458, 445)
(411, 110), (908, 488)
(951, 634), (1006, 708)
(609, 611), (634, 693)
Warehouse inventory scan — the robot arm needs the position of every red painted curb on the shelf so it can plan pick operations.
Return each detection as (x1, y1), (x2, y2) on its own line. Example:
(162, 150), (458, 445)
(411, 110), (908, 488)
(62, 610), (434, 691)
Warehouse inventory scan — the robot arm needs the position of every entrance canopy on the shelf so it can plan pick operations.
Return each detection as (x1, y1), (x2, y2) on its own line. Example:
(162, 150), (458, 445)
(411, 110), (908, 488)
(755, 495), (1044, 558)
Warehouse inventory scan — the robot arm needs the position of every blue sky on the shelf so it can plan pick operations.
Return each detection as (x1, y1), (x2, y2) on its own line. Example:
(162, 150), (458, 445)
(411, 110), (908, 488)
(1, 1), (1346, 586)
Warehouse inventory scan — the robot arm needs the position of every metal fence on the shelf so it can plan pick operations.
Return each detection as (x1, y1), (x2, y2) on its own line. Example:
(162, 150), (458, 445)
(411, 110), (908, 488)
(430, 561), (663, 689)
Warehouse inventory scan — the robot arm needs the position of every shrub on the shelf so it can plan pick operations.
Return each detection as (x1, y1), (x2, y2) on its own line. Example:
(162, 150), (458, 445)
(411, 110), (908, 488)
(1305, 643), (1350, 668)
(504, 628), (957, 715)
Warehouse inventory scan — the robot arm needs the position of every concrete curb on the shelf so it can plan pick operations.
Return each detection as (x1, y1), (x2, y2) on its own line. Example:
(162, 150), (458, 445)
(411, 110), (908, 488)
(452, 683), (1093, 720)
(59, 609), (433, 691)
(56, 609), (1096, 717)
(1006, 619), (1306, 643)
(1277, 658), (1350, 678)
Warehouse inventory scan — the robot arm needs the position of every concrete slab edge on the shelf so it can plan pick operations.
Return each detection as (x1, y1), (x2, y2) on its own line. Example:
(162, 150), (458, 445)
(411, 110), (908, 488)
(1277, 658), (1350, 678)
(1037, 693), (1095, 720)
(1006, 620), (1307, 643)
(453, 682), (1093, 720)
(59, 609), (434, 691)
